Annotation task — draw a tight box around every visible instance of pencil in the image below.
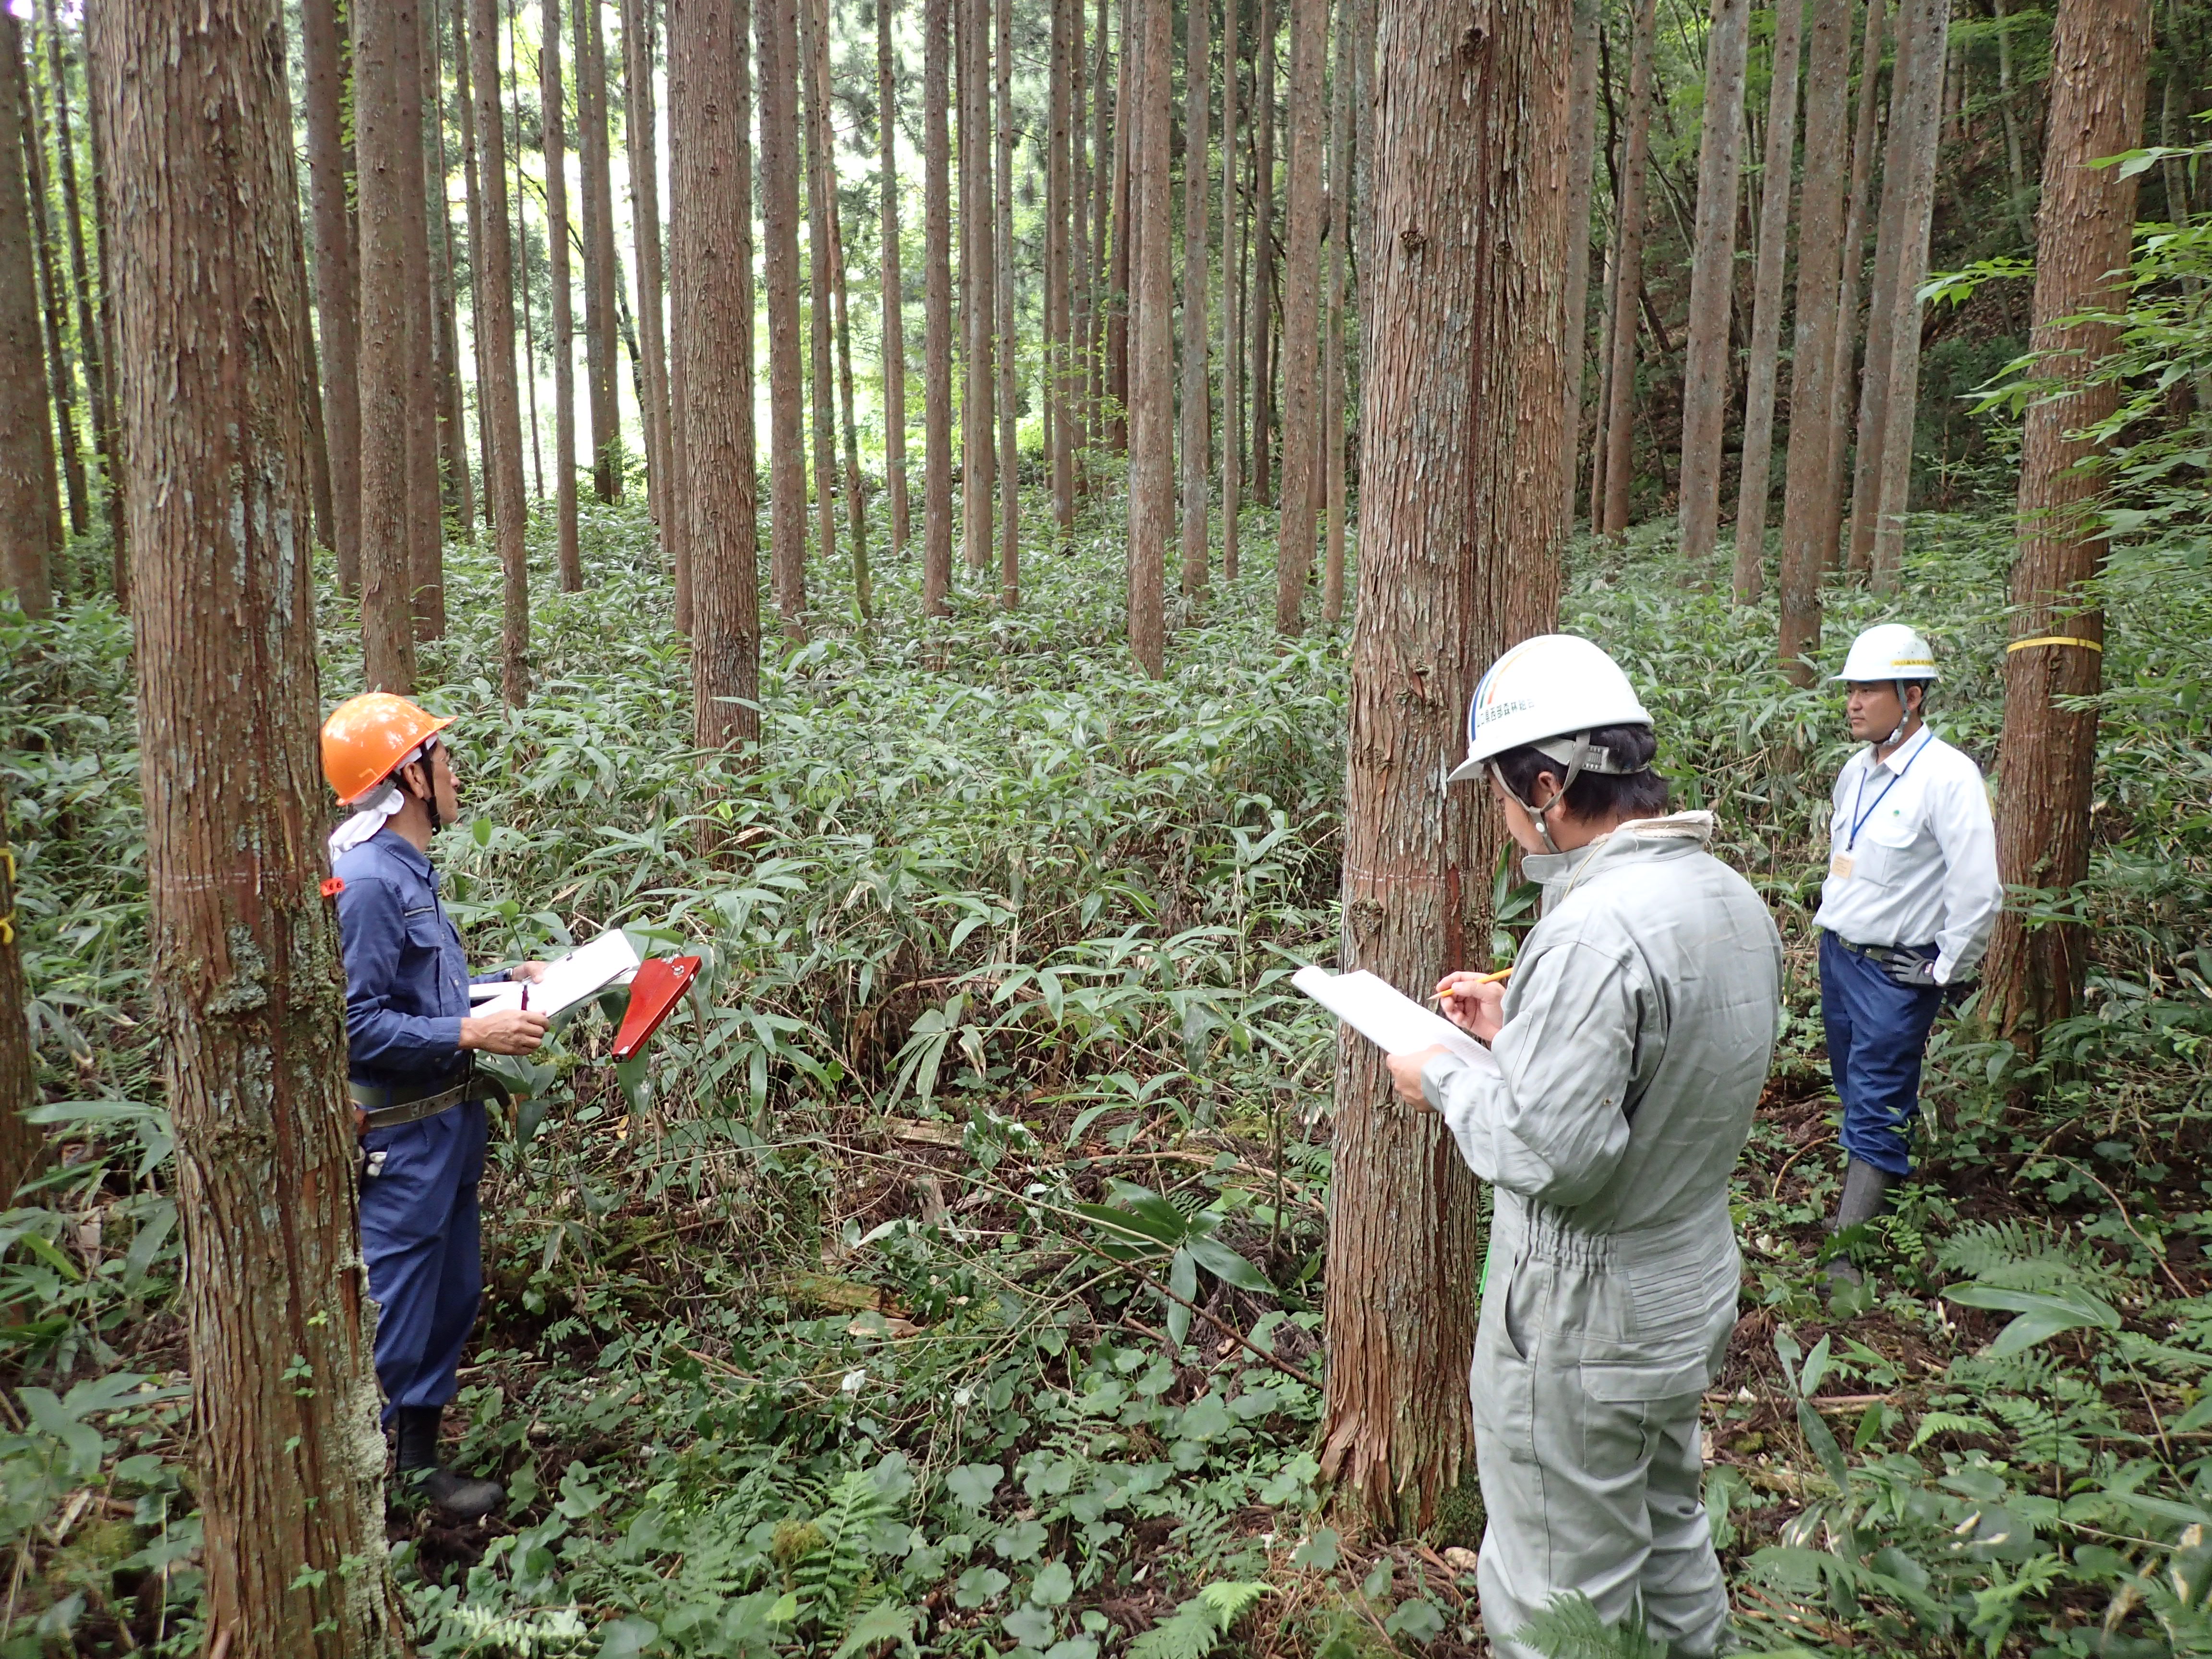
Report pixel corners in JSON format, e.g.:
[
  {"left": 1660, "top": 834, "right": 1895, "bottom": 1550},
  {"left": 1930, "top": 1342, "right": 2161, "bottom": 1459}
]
[{"left": 1431, "top": 964, "right": 1514, "bottom": 1007}]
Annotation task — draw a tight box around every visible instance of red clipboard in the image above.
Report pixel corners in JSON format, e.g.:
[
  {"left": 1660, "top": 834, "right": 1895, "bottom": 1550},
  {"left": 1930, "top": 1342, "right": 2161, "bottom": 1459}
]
[{"left": 611, "top": 955, "right": 701, "bottom": 1060}]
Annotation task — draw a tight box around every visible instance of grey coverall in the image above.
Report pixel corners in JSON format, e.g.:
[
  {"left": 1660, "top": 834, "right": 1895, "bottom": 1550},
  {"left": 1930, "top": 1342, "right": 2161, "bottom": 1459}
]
[{"left": 1419, "top": 813, "right": 1783, "bottom": 1658}]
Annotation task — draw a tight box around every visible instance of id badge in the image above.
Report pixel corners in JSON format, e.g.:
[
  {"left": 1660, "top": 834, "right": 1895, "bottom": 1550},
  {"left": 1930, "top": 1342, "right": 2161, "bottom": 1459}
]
[{"left": 1830, "top": 852, "right": 1855, "bottom": 881}]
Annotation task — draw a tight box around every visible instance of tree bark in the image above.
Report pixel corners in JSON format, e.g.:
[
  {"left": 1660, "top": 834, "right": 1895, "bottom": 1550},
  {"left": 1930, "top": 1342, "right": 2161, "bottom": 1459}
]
[
  {"left": 961, "top": 0, "right": 996, "bottom": 575},
  {"left": 426, "top": 0, "right": 476, "bottom": 538},
  {"left": 1993, "top": 0, "right": 2030, "bottom": 242},
  {"left": 0, "top": 12, "right": 58, "bottom": 617},
  {"left": 1220, "top": 0, "right": 1242, "bottom": 581},
  {"left": 1250, "top": 0, "right": 1274, "bottom": 505},
  {"left": 1561, "top": 0, "right": 1601, "bottom": 527},
  {"left": 305, "top": 0, "right": 362, "bottom": 590},
  {"left": 0, "top": 792, "right": 41, "bottom": 1203},
  {"left": 92, "top": 1, "right": 409, "bottom": 1649},
  {"left": 1985, "top": 0, "right": 2149, "bottom": 1037},
  {"left": 356, "top": 0, "right": 422, "bottom": 690},
  {"left": 1830, "top": 0, "right": 1887, "bottom": 574},
  {"left": 1177, "top": 0, "right": 1209, "bottom": 598},
  {"left": 542, "top": 0, "right": 582, "bottom": 587},
  {"left": 1676, "top": 0, "right": 1751, "bottom": 567},
  {"left": 922, "top": 0, "right": 953, "bottom": 617},
  {"left": 1320, "top": 0, "right": 1350, "bottom": 626},
  {"left": 625, "top": 0, "right": 671, "bottom": 540},
  {"left": 760, "top": 0, "right": 807, "bottom": 633},
  {"left": 828, "top": 89, "right": 870, "bottom": 624},
  {"left": 578, "top": 0, "right": 622, "bottom": 501},
  {"left": 470, "top": 0, "right": 531, "bottom": 708},
  {"left": 1866, "top": 0, "right": 1949, "bottom": 593},
  {"left": 879, "top": 0, "right": 911, "bottom": 556},
  {"left": 1774, "top": 0, "right": 1852, "bottom": 682},
  {"left": 1046, "top": 0, "right": 1072, "bottom": 541},
  {"left": 1325, "top": 0, "right": 1570, "bottom": 1535},
  {"left": 1070, "top": 0, "right": 1093, "bottom": 493},
  {"left": 396, "top": 0, "right": 445, "bottom": 635},
  {"left": 1106, "top": 0, "right": 1130, "bottom": 453},
  {"left": 19, "top": 50, "right": 86, "bottom": 542},
  {"left": 1598, "top": 0, "right": 1656, "bottom": 536},
  {"left": 1089, "top": 0, "right": 1110, "bottom": 448},
  {"left": 1125, "top": 0, "right": 1170, "bottom": 675},
  {"left": 1270, "top": 0, "right": 1323, "bottom": 629},
  {"left": 456, "top": 0, "right": 490, "bottom": 529},
  {"left": 995, "top": 0, "right": 1017, "bottom": 608},
  {"left": 1731, "top": 0, "right": 1802, "bottom": 600},
  {"left": 82, "top": 0, "right": 125, "bottom": 600},
  {"left": 41, "top": 0, "right": 109, "bottom": 541},
  {"left": 800, "top": 0, "right": 839, "bottom": 594},
  {"left": 670, "top": 0, "right": 760, "bottom": 752}
]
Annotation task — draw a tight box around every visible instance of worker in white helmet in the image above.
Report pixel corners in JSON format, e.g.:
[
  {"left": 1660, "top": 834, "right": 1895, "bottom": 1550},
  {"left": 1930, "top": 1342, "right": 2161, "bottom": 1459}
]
[
  {"left": 1815, "top": 624, "right": 2001, "bottom": 1284},
  {"left": 1381, "top": 634, "right": 1784, "bottom": 1659}
]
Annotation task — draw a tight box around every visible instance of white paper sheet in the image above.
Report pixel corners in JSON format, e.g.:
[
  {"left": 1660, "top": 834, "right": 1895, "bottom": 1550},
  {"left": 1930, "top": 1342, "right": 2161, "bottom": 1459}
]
[
  {"left": 469, "top": 928, "right": 643, "bottom": 1020},
  {"left": 1291, "top": 965, "right": 1502, "bottom": 1076}
]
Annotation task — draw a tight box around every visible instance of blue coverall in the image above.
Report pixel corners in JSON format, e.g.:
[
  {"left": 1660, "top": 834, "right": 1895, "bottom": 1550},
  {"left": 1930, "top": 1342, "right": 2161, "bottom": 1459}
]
[{"left": 333, "top": 830, "right": 505, "bottom": 1425}]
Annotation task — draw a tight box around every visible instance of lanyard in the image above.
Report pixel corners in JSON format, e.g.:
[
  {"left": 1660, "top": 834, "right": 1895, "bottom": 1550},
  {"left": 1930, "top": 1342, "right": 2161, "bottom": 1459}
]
[{"left": 1846, "top": 731, "right": 1928, "bottom": 850}]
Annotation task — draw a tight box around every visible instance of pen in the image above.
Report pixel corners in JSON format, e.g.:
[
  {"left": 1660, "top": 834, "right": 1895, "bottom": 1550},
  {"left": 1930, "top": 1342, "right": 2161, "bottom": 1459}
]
[
  {"left": 520, "top": 981, "right": 529, "bottom": 1012},
  {"left": 1431, "top": 964, "right": 1514, "bottom": 1007}
]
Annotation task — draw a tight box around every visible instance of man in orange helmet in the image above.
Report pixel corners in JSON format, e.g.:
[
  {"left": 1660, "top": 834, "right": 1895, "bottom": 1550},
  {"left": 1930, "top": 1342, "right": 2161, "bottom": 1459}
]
[{"left": 321, "top": 693, "right": 547, "bottom": 1519}]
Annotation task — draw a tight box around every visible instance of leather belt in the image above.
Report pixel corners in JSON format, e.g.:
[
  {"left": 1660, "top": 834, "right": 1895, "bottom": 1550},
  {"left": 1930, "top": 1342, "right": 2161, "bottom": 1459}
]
[
  {"left": 1830, "top": 935, "right": 1936, "bottom": 967},
  {"left": 350, "top": 1067, "right": 505, "bottom": 1134}
]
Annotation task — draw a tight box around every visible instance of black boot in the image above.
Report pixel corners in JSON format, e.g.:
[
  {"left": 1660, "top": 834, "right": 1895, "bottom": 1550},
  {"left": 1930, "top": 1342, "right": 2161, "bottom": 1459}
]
[
  {"left": 394, "top": 1407, "right": 506, "bottom": 1521},
  {"left": 1824, "top": 1159, "right": 1895, "bottom": 1288}
]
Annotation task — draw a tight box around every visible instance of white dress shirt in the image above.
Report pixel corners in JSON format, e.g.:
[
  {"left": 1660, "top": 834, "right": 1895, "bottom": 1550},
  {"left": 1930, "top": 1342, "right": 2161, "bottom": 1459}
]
[{"left": 1814, "top": 724, "right": 2003, "bottom": 984}]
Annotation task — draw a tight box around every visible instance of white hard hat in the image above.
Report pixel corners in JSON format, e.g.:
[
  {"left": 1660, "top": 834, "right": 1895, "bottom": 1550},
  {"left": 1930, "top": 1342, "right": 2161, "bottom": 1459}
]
[
  {"left": 1834, "top": 623, "right": 1938, "bottom": 683},
  {"left": 1446, "top": 634, "right": 1653, "bottom": 785}
]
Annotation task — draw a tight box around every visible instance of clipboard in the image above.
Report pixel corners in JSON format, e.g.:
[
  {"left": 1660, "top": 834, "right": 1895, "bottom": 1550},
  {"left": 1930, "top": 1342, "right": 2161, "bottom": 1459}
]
[{"left": 611, "top": 955, "right": 702, "bottom": 1059}]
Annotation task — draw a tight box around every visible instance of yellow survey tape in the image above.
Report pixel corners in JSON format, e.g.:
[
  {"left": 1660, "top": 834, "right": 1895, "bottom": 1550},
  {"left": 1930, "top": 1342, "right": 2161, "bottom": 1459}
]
[{"left": 2006, "top": 635, "right": 2104, "bottom": 653}]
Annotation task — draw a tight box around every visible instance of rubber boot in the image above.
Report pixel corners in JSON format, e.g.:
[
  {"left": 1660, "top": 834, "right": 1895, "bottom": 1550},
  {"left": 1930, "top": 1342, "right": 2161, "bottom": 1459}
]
[
  {"left": 394, "top": 1407, "right": 506, "bottom": 1520},
  {"left": 1824, "top": 1159, "right": 1895, "bottom": 1288}
]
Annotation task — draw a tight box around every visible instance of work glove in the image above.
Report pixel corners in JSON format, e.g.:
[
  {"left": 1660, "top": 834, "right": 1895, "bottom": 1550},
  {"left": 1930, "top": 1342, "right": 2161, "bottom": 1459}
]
[{"left": 1880, "top": 950, "right": 1941, "bottom": 990}]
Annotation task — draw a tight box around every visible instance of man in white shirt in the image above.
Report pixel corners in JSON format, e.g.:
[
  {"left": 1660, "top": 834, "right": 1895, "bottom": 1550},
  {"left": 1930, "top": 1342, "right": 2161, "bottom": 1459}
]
[{"left": 1815, "top": 624, "right": 2003, "bottom": 1284}]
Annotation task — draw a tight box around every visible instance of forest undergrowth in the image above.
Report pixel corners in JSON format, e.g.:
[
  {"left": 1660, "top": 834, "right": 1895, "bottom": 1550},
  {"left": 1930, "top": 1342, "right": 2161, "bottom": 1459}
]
[{"left": 7, "top": 481, "right": 2212, "bottom": 1658}]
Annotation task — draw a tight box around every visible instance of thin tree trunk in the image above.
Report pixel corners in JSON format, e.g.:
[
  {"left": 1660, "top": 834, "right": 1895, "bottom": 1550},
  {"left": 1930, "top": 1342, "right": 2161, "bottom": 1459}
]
[
  {"left": 1319, "top": 0, "right": 1351, "bottom": 625},
  {"left": 1089, "top": 0, "right": 1110, "bottom": 447},
  {"left": 1677, "top": 0, "right": 1751, "bottom": 567},
  {"left": 1848, "top": 1, "right": 1920, "bottom": 577},
  {"left": 1993, "top": 0, "right": 2030, "bottom": 241},
  {"left": 1271, "top": 0, "right": 1325, "bottom": 628},
  {"left": 1985, "top": 0, "right": 2149, "bottom": 1036},
  {"left": 922, "top": 0, "right": 953, "bottom": 616},
  {"left": 0, "top": 12, "right": 57, "bottom": 615},
  {"left": 995, "top": 0, "right": 1017, "bottom": 607},
  {"left": 82, "top": 0, "right": 124, "bottom": 600},
  {"left": 543, "top": 0, "right": 582, "bottom": 588},
  {"left": 1106, "top": 0, "right": 1130, "bottom": 453},
  {"left": 1178, "top": 0, "right": 1209, "bottom": 598},
  {"left": 356, "top": 0, "right": 421, "bottom": 689},
  {"left": 471, "top": 0, "right": 530, "bottom": 707},
  {"left": 1830, "top": 0, "right": 1887, "bottom": 572},
  {"left": 1220, "top": 0, "right": 1242, "bottom": 582},
  {"left": 579, "top": 0, "right": 621, "bottom": 501},
  {"left": 671, "top": 0, "right": 761, "bottom": 754},
  {"left": 455, "top": 0, "right": 490, "bottom": 533},
  {"left": 426, "top": 1, "right": 475, "bottom": 534},
  {"left": 93, "top": 1, "right": 410, "bottom": 1649},
  {"left": 801, "top": 0, "right": 838, "bottom": 592},
  {"left": 1599, "top": 0, "right": 1656, "bottom": 536},
  {"left": 1126, "top": 0, "right": 1170, "bottom": 674},
  {"left": 1562, "top": 0, "right": 1601, "bottom": 527},
  {"left": 397, "top": 0, "right": 445, "bottom": 636},
  {"left": 822, "top": 0, "right": 870, "bottom": 620},
  {"left": 1867, "top": 0, "right": 1949, "bottom": 592},
  {"left": 963, "top": 0, "right": 997, "bottom": 574},
  {"left": 761, "top": 0, "right": 807, "bottom": 633},
  {"left": 40, "top": 0, "right": 108, "bottom": 536},
  {"left": 625, "top": 0, "right": 671, "bottom": 541},
  {"left": 1325, "top": 0, "right": 1570, "bottom": 1535},
  {"left": 19, "top": 55, "right": 85, "bottom": 541},
  {"left": 1069, "top": 0, "right": 1093, "bottom": 493},
  {"left": 1775, "top": 0, "right": 1853, "bottom": 682},
  {"left": 1251, "top": 0, "right": 1274, "bottom": 505},
  {"left": 1732, "top": 0, "right": 1803, "bottom": 599},
  {"left": 0, "top": 793, "right": 40, "bottom": 1201},
  {"left": 510, "top": 0, "right": 545, "bottom": 505},
  {"left": 1048, "top": 0, "right": 1073, "bottom": 542},
  {"left": 879, "top": 0, "right": 911, "bottom": 555}
]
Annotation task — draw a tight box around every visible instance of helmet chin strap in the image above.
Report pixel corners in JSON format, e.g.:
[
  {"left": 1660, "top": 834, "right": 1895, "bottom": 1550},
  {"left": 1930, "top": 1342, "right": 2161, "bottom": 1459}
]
[
  {"left": 404, "top": 739, "right": 445, "bottom": 834},
  {"left": 1885, "top": 682, "right": 1919, "bottom": 748},
  {"left": 1492, "top": 732, "right": 1597, "bottom": 856}
]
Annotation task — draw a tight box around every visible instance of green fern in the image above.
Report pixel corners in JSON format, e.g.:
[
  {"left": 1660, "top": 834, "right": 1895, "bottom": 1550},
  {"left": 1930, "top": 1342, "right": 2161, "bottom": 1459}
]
[
  {"left": 830, "top": 1599, "right": 921, "bottom": 1659},
  {"left": 1512, "top": 1592, "right": 1669, "bottom": 1659},
  {"left": 1936, "top": 1219, "right": 2128, "bottom": 1301},
  {"left": 1127, "top": 1580, "right": 1273, "bottom": 1659},
  {"left": 787, "top": 1465, "right": 904, "bottom": 1627}
]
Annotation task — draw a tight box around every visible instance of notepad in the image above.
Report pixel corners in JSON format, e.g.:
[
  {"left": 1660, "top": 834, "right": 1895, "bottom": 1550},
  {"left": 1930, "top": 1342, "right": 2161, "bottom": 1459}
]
[
  {"left": 470, "top": 928, "right": 643, "bottom": 1020},
  {"left": 1291, "top": 965, "right": 1501, "bottom": 1076}
]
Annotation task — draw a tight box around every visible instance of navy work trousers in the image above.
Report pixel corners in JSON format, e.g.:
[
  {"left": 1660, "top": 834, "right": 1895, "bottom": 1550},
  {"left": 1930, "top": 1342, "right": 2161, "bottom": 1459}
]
[
  {"left": 359, "top": 1100, "right": 487, "bottom": 1425},
  {"left": 1818, "top": 931, "right": 1943, "bottom": 1177}
]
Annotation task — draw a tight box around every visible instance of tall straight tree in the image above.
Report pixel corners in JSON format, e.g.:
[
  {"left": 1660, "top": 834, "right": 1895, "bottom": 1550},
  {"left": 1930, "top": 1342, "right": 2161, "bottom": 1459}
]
[
  {"left": 1984, "top": 0, "right": 2150, "bottom": 1034},
  {"left": 92, "top": 1, "right": 409, "bottom": 1650},
  {"left": 1176, "top": 0, "right": 1208, "bottom": 597},
  {"left": 962, "top": 0, "right": 996, "bottom": 575},
  {"left": 922, "top": 0, "right": 953, "bottom": 615},
  {"left": 1069, "top": 0, "right": 1089, "bottom": 494},
  {"left": 20, "top": 52, "right": 86, "bottom": 540},
  {"left": 1676, "top": 0, "right": 1751, "bottom": 567},
  {"left": 1865, "top": 0, "right": 1950, "bottom": 592},
  {"left": 670, "top": 0, "right": 761, "bottom": 753},
  {"left": 1325, "top": 0, "right": 1570, "bottom": 1534},
  {"left": 1125, "top": 0, "right": 1171, "bottom": 674},
  {"left": 394, "top": 0, "right": 444, "bottom": 634},
  {"left": 1561, "top": 0, "right": 1601, "bottom": 527},
  {"left": 0, "top": 10, "right": 57, "bottom": 616},
  {"left": 542, "top": 0, "right": 582, "bottom": 587},
  {"left": 818, "top": 30, "right": 868, "bottom": 619},
  {"left": 760, "top": 0, "right": 807, "bottom": 633},
  {"left": 665, "top": 0, "right": 693, "bottom": 622},
  {"left": 471, "top": 0, "right": 531, "bottom": 708},
  {"left": 1731, "top": 0, "right": 1803, "bottom": 599},
  {"left": 1250, "top": 0, "right": 1274, "bottom": 504},
  {"left": 356, "top": 0, "right": 422, "bottom": 689},
  {"left": 624, "top": 0, "right": 672, "bottom": 536},
  {"left": 1774, "top": 0, "right": 1853, "bottom": 681},
  {"left": 1047, "top": 0, "right": 1074, "bottom": 540},
  {"left": 1089, "top": 0, "right": 1110, "bottom": 446},
  {"left": 995, "top": 0, "right": 1017, "bottom": 606},
  {"left": 0, "top": 793, "right": 39, "bottom": 1202},
  {"left": 878, "top": 0, "right": 910, "bottom": 555},
  {"left": 1319, "top": 0, "right": 1352, "bottom": 625},
  {"left": 1271, "top": 0, "right": 1326, "bottom": 628},
  {"left": 41, "top": 0, "right": 108, "bottom": 529},
  {"left": 455, "top": 0, "right": 493, "bottom": 532},
  {"left": 82, "top": 2, "right": 124, "bottom": 595},
  {"left": 1598, "top": 0, "right": 1657, "bottom": 536},
  {"left": 1219, "top": 0, "right": 1241, "bottom": 580},
  {"left": 1830, "top": 0, "right": 1886, "bottom": 566},
  {"left": 1106, "top": 0, "right": 1129, "bottom": 452},
  {"left": 577, "top": 0, "right": 621, "bottom": 501},
  {"left": 800, "top": 0, "right": 839, "bottom": 585},
  {"left": 1849, "top": 0, "right": 1917, "bottom": 576},
  {"left": 424, "top": 1, "right": 475, "bottom": 536}
]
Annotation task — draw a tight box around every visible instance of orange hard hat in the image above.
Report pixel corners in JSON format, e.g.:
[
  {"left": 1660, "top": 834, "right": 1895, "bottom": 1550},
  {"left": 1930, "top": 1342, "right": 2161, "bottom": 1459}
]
[{"left": 320, "top": 694, "right": 454, "bottom": 806}]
